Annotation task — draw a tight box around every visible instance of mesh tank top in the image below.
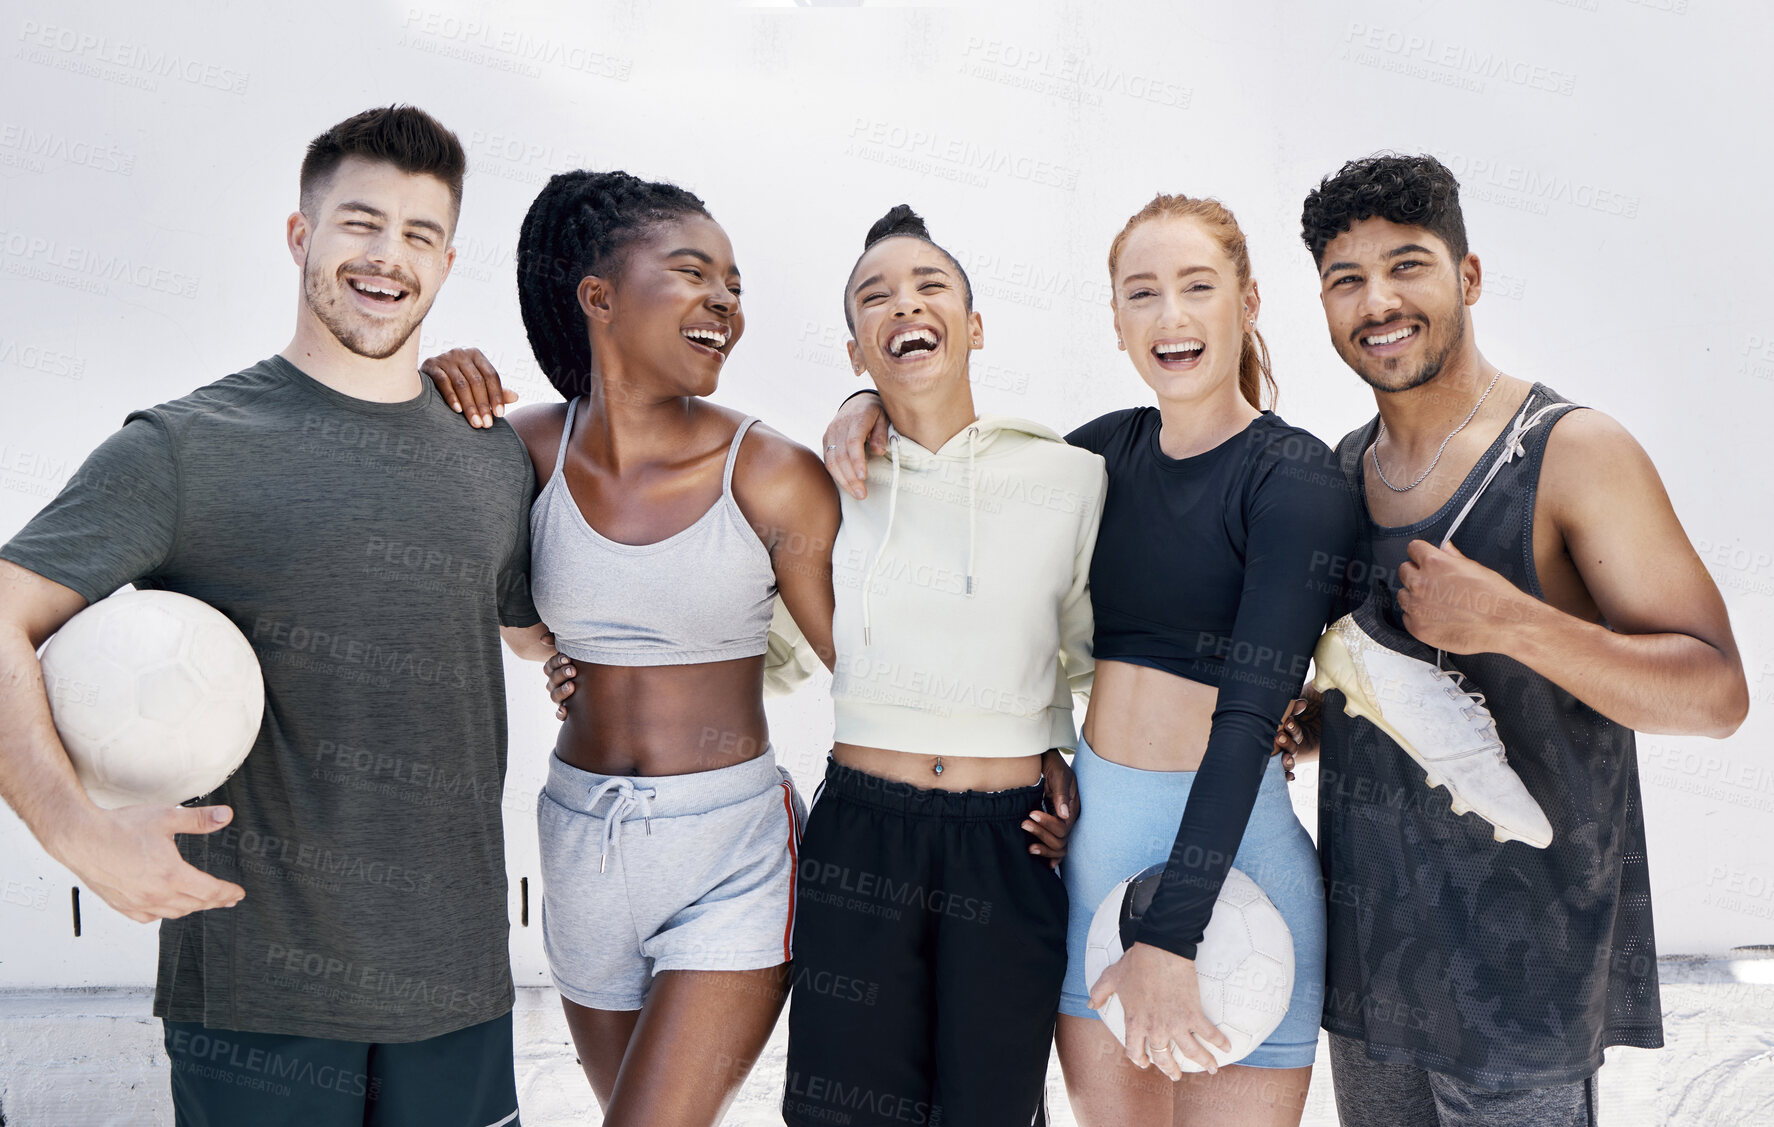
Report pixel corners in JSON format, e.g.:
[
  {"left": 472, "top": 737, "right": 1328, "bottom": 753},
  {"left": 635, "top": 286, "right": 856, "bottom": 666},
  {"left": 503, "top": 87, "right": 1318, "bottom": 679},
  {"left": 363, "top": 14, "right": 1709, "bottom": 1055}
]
[
  {"left": 529, "top": 398, "right": 777, "bottom": 666},
  {"left": 1318, "top": 383, "right": 1662, "bottom": 1089}
]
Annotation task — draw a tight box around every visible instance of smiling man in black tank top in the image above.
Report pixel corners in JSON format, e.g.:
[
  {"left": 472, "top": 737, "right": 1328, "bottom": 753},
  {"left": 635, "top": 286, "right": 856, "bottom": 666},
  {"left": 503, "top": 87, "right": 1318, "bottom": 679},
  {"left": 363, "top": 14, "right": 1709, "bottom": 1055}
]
[{"left": 1296, "top": 155, "right": 1748, "bottom": 1127}]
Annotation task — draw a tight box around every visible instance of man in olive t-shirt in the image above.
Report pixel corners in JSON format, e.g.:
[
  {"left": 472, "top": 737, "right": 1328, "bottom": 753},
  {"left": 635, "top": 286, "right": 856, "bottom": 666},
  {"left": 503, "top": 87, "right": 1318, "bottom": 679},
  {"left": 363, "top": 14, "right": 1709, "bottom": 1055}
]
[{"left": 0, "top": 108, "right": 550, "bottom": 1126}]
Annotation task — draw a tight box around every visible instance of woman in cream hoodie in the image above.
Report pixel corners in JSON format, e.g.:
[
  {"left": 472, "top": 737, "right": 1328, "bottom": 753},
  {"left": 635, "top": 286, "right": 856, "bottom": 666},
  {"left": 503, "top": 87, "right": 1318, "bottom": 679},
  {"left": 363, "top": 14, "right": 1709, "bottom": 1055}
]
[{"left": 783, "top": 205, "right": 1106, "bottom": 1127}]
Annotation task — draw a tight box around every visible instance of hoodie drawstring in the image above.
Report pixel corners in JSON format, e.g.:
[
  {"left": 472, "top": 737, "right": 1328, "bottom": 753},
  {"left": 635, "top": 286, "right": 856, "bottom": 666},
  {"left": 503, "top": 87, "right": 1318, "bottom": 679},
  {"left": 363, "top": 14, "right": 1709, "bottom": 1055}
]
[
  {"left": 862, "top": 424, "right": 980, "bottom": 643},
  {"left": 965, "top": 425, "right": 978, "bottom": 597},
  {"left": 861, "top": 435, "right": 902, "bottom": 645}
]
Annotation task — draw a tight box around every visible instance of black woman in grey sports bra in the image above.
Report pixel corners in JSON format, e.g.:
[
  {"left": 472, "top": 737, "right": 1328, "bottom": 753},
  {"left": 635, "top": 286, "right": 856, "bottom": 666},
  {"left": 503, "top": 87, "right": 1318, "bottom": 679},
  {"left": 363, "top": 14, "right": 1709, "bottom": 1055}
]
[{"left": 422, "top": 170, "right": 838, "bottom": 1127}]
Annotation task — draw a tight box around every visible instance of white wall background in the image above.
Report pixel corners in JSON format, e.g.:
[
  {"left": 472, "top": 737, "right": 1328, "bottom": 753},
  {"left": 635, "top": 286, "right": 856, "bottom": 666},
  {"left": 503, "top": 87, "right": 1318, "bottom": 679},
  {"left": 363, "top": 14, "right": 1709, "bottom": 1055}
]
[{"left": 2, "top": 0, "right": 1771, "bottom": 995}]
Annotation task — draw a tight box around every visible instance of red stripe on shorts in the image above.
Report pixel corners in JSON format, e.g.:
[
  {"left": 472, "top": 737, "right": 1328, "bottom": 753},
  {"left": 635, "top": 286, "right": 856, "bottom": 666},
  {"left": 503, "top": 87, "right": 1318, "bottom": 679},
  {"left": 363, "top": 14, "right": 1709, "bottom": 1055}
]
[{"left": 779, "top": 781, "right": 799, "bottom": 962}]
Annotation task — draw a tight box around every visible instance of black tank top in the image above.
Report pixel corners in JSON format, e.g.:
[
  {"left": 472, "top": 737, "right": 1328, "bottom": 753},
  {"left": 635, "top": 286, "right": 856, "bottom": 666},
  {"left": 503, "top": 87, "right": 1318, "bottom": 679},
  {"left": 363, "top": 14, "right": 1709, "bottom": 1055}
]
[{"left": 1319, "top": 383, "right": 1663, "bottom": 1089}]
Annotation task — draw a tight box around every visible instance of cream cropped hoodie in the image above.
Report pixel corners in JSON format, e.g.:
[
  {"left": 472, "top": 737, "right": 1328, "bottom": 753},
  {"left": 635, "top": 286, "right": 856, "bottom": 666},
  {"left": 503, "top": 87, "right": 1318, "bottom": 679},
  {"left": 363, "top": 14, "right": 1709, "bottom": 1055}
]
[{"left": 830, "top": 414, "right": 1106, "bottom": 758}]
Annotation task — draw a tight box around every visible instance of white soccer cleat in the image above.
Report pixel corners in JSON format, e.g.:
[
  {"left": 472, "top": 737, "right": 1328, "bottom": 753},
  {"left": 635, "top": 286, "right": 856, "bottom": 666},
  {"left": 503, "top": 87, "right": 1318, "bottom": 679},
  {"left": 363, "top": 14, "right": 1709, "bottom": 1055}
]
[{"left": 1312, "top": 607, "right": 1553, "bottom": 849}]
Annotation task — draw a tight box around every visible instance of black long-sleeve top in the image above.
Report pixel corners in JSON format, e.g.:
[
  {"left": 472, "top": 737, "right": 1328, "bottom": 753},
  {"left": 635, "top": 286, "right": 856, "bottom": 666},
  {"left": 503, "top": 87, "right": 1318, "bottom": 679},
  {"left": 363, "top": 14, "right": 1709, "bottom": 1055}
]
[{"left": 1066, "top": 408, "right": 1356, "bottom": 960}]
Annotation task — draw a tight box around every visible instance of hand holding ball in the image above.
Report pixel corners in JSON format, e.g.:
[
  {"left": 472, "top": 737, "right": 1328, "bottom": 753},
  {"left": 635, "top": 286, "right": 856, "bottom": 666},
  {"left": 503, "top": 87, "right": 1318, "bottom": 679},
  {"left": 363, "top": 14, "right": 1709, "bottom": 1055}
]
[{"left": 1085, "top": 864, "right": 1295, "bottom": 1073}]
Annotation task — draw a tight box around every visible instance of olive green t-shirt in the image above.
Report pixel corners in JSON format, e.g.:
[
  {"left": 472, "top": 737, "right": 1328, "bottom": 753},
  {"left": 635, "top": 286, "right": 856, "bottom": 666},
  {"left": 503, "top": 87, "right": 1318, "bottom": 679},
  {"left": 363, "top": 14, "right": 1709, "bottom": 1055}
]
[{"left": 1, "top": 355, "right": 540, "bottom": 1042}]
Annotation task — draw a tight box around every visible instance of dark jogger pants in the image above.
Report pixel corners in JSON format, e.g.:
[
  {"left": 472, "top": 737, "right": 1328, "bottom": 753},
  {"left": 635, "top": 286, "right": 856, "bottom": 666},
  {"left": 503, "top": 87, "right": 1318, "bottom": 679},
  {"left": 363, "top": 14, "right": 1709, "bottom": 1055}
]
[{"left": 784, "top": 758, "right": 1068, "bottom": 1127}]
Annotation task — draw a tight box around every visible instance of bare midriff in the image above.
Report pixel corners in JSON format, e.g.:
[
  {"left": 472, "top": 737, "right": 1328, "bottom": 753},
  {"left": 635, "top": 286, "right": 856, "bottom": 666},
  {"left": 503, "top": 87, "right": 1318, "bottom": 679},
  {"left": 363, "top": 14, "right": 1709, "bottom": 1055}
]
[
  {"left": 831, "top": 744, "right": 1043, "bottom": 791},
  {"left": 1080, "top": 659, "right": 1217, "bottom": 772},
  {"left": 556, "top": 654, "right": 769, "bottom": 777}
]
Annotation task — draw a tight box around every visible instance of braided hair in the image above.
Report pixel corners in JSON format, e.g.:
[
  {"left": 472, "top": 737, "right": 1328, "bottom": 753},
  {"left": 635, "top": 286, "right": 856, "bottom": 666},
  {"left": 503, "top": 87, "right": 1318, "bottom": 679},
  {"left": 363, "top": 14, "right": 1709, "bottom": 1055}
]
[
  {"left": 516, "top": 170, "right": 711, "bottom": 398},
  {"left": 843, "top": 204, "right": 973, "bottom": 335}
]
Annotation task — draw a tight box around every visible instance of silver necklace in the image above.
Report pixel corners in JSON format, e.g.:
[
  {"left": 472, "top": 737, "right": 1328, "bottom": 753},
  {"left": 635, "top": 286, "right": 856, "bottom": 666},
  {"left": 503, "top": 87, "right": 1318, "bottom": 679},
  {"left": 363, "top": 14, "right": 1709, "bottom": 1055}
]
[{"left": 1370, "top": 369, "right": 1503, "bottom": 493}]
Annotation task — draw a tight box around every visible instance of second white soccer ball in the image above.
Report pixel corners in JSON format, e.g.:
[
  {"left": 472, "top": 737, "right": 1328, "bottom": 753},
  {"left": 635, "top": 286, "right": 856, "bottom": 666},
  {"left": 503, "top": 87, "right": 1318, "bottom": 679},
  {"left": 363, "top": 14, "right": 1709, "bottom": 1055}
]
[{"left": 1084, "top": 863, "right": 1294, "bottom": 1072}]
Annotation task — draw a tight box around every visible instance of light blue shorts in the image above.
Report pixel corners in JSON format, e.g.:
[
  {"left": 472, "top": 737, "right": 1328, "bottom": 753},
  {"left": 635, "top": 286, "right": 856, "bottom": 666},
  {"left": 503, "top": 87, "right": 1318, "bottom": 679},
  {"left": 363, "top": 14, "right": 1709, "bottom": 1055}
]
[{"left": 1059, "top": 736, "right": 1326, "bottom": 1069}]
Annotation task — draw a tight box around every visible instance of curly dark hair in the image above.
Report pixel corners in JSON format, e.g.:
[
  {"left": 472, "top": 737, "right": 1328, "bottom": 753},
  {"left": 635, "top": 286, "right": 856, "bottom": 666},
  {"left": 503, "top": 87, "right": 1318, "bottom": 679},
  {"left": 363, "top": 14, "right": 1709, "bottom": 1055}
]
[
  {"left": 843, "top": 204, "right": 973, "bottom": 335},
  {"left": 1300, "top": 154, "right": 1468, "bottom": 268},
  {"left": 516, "top": 170, "right": 711, "bottom": 398}
]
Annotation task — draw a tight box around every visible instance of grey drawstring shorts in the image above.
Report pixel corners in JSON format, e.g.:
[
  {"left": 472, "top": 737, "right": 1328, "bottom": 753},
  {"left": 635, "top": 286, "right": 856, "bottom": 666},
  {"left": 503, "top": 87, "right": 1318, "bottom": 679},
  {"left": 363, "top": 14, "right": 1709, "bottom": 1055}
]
[{"left": 537, "top": 747, "right": 806, "bottom": 1011}]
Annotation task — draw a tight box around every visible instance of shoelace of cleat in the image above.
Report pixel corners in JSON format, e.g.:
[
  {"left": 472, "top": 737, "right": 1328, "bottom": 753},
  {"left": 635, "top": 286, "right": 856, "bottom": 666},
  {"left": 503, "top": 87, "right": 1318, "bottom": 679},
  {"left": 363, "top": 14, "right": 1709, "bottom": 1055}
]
[{"left": 1434, "top": 666, "right": 1507, "bottom": 764}]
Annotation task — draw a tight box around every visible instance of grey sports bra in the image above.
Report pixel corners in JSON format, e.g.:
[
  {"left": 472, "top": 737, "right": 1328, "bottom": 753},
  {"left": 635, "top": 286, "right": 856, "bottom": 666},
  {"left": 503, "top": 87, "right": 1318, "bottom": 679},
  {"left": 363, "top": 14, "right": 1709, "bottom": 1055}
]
[{"left": 529, "top": 397, "right": 778, "bottom": 666}]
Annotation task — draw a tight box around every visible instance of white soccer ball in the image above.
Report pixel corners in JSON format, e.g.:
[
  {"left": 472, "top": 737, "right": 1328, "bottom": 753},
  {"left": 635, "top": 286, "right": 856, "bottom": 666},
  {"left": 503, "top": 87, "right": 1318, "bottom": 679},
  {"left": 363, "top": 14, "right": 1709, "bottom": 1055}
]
[
  {"left": 39, "top": 590, "right": 264, "bottom": 809},
  {"left": 1084, "top": 863, "right": 1295, "bottom": 1072}
]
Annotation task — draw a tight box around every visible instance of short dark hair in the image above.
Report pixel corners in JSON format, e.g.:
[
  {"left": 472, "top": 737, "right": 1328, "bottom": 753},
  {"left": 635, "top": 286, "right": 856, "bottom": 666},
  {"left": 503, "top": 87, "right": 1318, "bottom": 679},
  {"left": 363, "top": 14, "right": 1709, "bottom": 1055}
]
[
  {"left": 299, "top": 105, "right": 466, "bottom": 222},
  {"left": 1300, "top": 154, "right": 1468, "bottom": 267},
  {"left": 516, "top": 170, "right": 711, "bottom": 399},
  {"left": 843, "top": 204, "right": 973, "bottom": 336}
]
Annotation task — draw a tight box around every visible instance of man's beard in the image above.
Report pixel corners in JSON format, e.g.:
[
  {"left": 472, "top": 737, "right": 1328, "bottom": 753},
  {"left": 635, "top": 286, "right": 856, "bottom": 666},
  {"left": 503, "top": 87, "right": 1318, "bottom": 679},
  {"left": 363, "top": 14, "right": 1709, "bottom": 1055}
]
[
  {"left": 302, "top": 260, "right": 426, "bottom": 360},
  {"left": 1345, "top": 313, "right": 1466, "bottom": 395}
]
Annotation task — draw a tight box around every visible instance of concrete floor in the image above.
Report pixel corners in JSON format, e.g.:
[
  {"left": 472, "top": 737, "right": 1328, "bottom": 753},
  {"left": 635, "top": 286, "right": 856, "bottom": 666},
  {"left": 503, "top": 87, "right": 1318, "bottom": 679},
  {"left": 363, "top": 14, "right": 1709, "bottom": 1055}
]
[{"left": 2, "top": 955, "right": 1771, "bottom": 1125}]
